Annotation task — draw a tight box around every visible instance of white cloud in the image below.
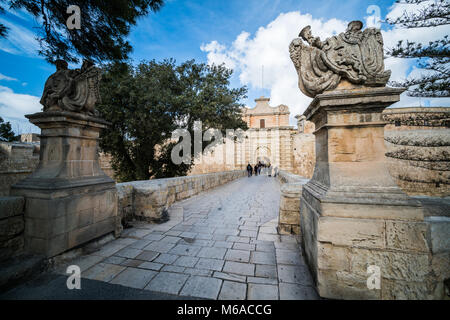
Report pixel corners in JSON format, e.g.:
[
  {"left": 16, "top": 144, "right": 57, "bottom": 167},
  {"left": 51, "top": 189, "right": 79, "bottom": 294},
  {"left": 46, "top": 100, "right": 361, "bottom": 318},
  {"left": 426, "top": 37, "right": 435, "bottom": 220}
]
[
  {"left": 200, "top": 40, "right": 237, "bottom": 69},
  {"left": 201, "top": 5, "right": 450, "bottom": 125},
  {"left": 0, "top": 73, "right": 18, "bottom": 81},
  {"left": 0, "top": 85, "right": 41, "bottom": 119},
  {"left": 201, "top": 11, "right": 348, "bottom": 124}
]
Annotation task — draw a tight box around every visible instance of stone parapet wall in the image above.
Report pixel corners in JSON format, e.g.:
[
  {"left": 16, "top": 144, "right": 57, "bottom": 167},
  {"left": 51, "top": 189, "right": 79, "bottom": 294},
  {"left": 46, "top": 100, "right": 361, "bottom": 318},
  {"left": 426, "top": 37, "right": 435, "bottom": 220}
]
[
  {"left": 277, "top": 170, "right": 309, "bottom": 235},
  {"left": 0, "top": 142, "right": 39, "bottom": 196},
  {"left": 299, "top": 89, "right": 449, "bottom": 300},
  {"left": 292, "top": 117, "right": 316, "bottom": 179},
  {"left": 0, "top": 197, "right": 25, "bottom": 261},
  {"left": 383, "top": 107, "right": 450, "bottom": 197},
  {"left": 116, "top": 170, "right": 246, "bottom": 224},
  {"left": 292, "top": 132, "right": 315, "bottom": 179},
  {"left": 420, "top": 196, "right": 450, "bottom": 298},
  {"left": 98, "top": 152, "right": 115, "bottom": 180}
]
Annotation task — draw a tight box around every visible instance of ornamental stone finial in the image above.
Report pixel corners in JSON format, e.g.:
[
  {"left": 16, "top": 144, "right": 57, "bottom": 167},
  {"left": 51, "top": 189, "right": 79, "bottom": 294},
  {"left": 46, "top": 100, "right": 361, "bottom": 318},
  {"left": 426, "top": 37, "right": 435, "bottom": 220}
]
[{"left": 289, "top": 20, "right": 391, "bottom": 98}]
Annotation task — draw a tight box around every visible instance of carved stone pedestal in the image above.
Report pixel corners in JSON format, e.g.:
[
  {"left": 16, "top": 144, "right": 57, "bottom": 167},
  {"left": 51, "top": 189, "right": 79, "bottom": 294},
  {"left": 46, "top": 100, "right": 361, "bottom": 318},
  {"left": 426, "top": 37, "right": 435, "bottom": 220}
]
[
  {"left": 11, "top": 111, "right": 117, "bottom": 258},
  {"left": 300, "top": 87, "right": 436, "bottom": 299}
]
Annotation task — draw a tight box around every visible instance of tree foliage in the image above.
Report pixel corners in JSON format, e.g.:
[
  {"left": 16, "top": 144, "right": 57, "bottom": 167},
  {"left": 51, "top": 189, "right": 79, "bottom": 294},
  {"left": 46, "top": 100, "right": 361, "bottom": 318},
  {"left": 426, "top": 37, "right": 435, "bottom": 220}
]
[
  {"left": 97, "top": 60, "right": 248, "bottom": 182},
  {"left": 0, "top": 5, "right": 6, "bottom": 38},
  {"left": 0, "top": 0, "right": 164, "bottom": 63},
  {"left": 386, "top": 0, "right": 449, "bottom": 97},
  {"left": 0, "top": 117, "right": 17, "bottom": 142}
]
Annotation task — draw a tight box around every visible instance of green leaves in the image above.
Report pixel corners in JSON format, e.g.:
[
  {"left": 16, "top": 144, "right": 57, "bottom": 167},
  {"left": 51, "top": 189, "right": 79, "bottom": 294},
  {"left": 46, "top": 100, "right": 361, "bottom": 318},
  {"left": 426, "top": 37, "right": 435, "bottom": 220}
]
[
  {"left": 0, "top": 117, "right": 17, "bottom": 142},
  {"left": 97, "top": 60, "right": 248, "bottom": 182},
  {"left": 1, "top": 0, "right": 164, "bottom": 63}
]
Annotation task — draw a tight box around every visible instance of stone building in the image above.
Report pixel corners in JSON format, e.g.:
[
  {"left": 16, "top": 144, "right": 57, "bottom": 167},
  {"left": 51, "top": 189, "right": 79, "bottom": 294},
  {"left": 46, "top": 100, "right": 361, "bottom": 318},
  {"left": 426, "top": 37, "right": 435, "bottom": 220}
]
[
  {"left": 190, "top": 96, "right": 315, "bottom": 177},
  {"left": 240, "top": 96, "right": 294, "bottom": 170},
  {"left": 20, "top": 133, "right": 39, "bottom": 143}
]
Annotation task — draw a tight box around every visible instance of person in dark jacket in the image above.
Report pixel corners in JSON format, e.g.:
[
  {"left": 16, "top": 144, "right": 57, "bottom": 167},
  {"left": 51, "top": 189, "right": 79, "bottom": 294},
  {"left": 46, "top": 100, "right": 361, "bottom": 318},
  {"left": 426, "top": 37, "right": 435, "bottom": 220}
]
[
  {"left": 254, "top": 164, "right": 258, "bottom": 176},
  {"left": 247, "top": 163, "right": 253, "bottom": 177}
]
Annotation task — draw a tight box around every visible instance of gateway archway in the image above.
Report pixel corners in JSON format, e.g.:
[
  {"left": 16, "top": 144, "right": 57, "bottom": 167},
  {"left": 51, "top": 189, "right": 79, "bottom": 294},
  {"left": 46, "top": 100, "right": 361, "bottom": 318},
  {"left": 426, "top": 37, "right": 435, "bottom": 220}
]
[{"left": 255, "top": 146, "right": 271, "bottom": 165}]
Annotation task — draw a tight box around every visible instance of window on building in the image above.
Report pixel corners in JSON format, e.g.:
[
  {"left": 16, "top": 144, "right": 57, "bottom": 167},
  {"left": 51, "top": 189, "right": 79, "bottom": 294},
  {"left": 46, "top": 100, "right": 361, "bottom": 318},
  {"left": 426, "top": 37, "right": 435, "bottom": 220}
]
[{"left": 260, "top": 119, "right": 265, "bottom": 128}]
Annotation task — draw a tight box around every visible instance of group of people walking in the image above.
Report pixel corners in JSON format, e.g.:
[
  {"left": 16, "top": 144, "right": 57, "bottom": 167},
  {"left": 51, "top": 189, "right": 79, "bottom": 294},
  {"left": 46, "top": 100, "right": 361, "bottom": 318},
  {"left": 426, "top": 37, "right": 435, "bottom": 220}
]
[{"left": 246, "top": 161, "right": 277, "bottom": 177}]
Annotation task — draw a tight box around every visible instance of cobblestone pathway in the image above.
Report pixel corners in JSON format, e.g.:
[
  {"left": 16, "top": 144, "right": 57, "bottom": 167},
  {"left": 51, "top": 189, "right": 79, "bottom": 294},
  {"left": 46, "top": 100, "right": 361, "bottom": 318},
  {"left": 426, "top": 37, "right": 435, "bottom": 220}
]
[{"left": 57, "top": 176, "right": 318, "bottom": 300}]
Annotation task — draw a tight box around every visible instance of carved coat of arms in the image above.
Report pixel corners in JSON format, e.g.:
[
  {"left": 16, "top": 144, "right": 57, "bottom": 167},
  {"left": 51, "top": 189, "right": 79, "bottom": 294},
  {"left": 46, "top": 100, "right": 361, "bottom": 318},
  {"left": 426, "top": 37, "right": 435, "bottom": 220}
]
[{"left": 289, "top": 20, "right": 391, "bottom": 98}]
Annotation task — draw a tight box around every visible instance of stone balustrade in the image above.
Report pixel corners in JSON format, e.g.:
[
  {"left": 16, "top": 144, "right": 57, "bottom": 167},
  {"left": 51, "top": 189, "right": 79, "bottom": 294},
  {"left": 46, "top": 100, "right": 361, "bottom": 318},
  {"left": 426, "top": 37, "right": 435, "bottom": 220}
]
[
  {"left": 116, "top": 170, "right": 246, "bottom": 225},
  {"left": 276, "top": 170, "right": 309, "bottom": 235}
]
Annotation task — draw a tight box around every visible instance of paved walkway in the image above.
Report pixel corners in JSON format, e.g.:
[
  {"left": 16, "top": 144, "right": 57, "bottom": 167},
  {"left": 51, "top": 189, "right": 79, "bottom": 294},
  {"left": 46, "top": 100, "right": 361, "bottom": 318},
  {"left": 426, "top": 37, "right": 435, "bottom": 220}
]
[{"left": 53, "top": 175, "right": 318, "bottom": 300}]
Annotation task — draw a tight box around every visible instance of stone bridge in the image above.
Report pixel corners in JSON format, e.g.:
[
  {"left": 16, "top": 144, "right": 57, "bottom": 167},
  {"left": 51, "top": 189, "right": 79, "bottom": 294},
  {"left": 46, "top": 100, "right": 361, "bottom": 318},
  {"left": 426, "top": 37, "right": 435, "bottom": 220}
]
[
  {"left": 45, "top": 173, "right": 317, "bottom": 300},
  {"left": 1, "top": 83, "right": 448, "bottom": 300}
]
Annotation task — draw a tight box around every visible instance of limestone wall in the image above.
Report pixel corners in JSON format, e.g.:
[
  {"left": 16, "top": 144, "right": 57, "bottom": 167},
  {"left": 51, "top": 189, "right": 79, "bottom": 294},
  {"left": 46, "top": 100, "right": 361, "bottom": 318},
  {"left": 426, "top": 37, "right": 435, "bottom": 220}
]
[
  {"left": 0, "top": 142, "right": 39, "bottom": 196},
  {"left": 188, "top": 138, "right": 234, "bottom": 175},
  {"left": 277, "top": 170, "right": 309, "bottom": 235},
  {"left": 98, "top": 151, "right": 115, "bottom": 180},
  {"left": 383, "top": 107, "right": 450, "bottom": 197},
  {"left": 291, "top": 117, "right": 315, "bottom": 179},
  {"left": 116, "top": 170, "right": 246, "bottom": 224},
  {"left": 292, "top": 132, "right": 315, "bottom": 179},
  {"left": 0, "top": 197, "right": 25, "bottom": 261}
]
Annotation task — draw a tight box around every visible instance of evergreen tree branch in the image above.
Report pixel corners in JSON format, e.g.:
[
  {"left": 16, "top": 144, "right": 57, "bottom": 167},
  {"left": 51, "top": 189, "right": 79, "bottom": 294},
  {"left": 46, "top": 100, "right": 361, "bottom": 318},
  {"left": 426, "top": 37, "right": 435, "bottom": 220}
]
[{"left": 387, "top": 0, "right": 450, "bottom": 28}]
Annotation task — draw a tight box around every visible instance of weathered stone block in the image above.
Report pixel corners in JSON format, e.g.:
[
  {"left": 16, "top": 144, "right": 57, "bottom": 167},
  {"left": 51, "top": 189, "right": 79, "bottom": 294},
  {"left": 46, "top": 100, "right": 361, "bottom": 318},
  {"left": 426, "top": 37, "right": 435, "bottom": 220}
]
[
  {"left": 278, "top": 223, "right": 292, "bottom": 235},
  {"left": 428, "top": 217, "right": 450, "bottom": 254},
  {"left": 386, "top": 220, "right": 429, "bottom": 252},
  {"left": 381, "top": 279, "right": 435, "bottom": 300},
  {"left": 0, "top": 196, "right": 24, "bottom": 219},
  {"left": 317, "top": 243, "right": 350, "bottom": 272},
  {"left": 317, "top": 269, "right": 381, "bottom": 300},
  {"left": 67, "top": 216, "right": 115, "bottom": 249},
  {"left": 25, "top": 215, "right": 67, "bottom": 238},
  {"left": 431, "top": 251, "right": 450, "bottom": 282},
  {"left": 280, "top": 197, "right": 300, "bottom": 212},
  {"left": 0, "top": 235, "right": 24, "bottom": 261},
  {"left": 0, "top": 215, "right": 24, "bottom": 240},
  {"left": 349, "top": 247, "right": 430, "bottom": 282},
  {"left": 318, "top": 216, "right": 385, "bottom": 249}
]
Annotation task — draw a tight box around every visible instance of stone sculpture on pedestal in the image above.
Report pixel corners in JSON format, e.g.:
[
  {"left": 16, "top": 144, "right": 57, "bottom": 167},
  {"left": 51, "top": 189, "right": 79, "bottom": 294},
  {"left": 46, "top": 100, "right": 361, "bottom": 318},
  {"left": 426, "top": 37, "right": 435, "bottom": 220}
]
[
  {"left": 12, "top": 60, "right": 118, "bottom": 258},
  {"left": 290, "top": 22, "right": 446, "bottom": 299},
  {"left": 289, "top": 21, "right": 391, "bottom": 97}
]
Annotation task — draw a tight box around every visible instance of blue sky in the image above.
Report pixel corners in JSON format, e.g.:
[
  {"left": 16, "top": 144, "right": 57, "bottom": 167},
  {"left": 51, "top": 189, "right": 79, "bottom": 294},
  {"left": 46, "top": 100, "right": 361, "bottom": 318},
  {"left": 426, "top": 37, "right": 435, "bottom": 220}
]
[{"left": 0, "top": 0, "right": 448, "bottom": 133}]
